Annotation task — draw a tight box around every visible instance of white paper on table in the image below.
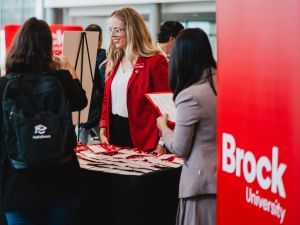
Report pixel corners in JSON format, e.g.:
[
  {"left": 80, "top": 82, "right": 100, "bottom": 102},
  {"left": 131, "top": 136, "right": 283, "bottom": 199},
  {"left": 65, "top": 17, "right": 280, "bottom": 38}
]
[
  {"left": 78, "top": 151, "right": 110, "bottom": 160},
  {"left": 158, "top": 154, "right": 176, "bottom": 160},
  {"left": 78, "top": 154, "right": 127, "bottom": 167},
  {"left": 126, "top": 161, "right": 158, "bottom": 171},
  {"left": 112, "top": 153, "right": 148, "bottom": 159},
  {"left": 145, "top": 92, "right": 176, "bottom": 123},
  {"left": 145, "top": 157, "right": 181, "bottom": 168},
  {"left": 112, "top": 154, "right": 134, "bottom": 159},
  {"left": 127, "top": 160, "right": 159, "bottom": 170},
  {"left": 117, "top": 149, "right": 136, "bottom": 155},
  {"left": 118, "top": 149, "right": 149, "bottom": 156},
  {"left": 82, "top": 165, "right": 115, "bottom": 173},
  {"left": 172, "top": 158, "right": 184, "bottom": 165},
  {"left": 77, "top": 153, "right": 103, "bottom": 162},
  {"left": 158, "top": 154, "right": 183, "bottom": 165},
  {"left": 78, "top": 158, "right": 91, "bottom": 165},
  {"left": 88, "top": 145, "right": 107, "bottom": 153},
  {"left": 77, "top": 150, "right": 158, "bottom": 171},
  {"left": 101, "top": 158, "right": 157, "bottom": 171}
]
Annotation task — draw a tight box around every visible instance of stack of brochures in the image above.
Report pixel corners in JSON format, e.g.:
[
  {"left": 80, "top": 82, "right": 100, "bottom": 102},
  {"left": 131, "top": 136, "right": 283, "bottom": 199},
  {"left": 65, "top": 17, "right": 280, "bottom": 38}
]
[{"left": 75, "top": 144, "right": 182, "bottom": 176}]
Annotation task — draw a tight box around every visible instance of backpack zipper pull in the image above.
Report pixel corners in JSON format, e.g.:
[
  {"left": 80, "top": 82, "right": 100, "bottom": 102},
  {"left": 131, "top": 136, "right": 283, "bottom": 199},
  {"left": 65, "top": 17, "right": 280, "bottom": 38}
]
[{"left": 9, "top": 111, "right": 13, "bottom": 120}]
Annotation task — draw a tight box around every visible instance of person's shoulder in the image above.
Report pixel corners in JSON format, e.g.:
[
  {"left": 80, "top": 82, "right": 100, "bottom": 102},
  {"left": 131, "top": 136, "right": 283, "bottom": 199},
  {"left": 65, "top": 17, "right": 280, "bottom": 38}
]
[
  {"left": 0, "top": 75, "right": 9, "bottom": 81},
  {"left": 176, "top": 82, "right": 208, "bottom": 103},
  {"left": 146, "top": 53, "right": 167, "bottom": 65},
  {"left": 176, "top": 86, "right": 196, "bottom": 102},
  {"left": 97, "top": 48, "right": 107, "bottom": 63},
  {"left": 53, "top": 69, "right": 70, "bottom": 76},
  {"left": 149, "top": 53, "right": 165, "bottom": 60},
  {"left": 98, "top": 48, "right": 106, "bottom": 57},
  {"left": 99, "top": 48, "right": 106, "bottom": 54},
  {"left": 178, "top": 81, "right": 216, "bottom": 110},
  {"left": 0, "top": 73, "right": 16, "bottom": 84},
  {"left": 0, "top": 74, "right": 14, "bottom": 96},
  {"left": 52, "top": 69, "right": 73, "bottom": 82},
  {"left": 0, "top": 75, "right": 9, "bottom": 90}
]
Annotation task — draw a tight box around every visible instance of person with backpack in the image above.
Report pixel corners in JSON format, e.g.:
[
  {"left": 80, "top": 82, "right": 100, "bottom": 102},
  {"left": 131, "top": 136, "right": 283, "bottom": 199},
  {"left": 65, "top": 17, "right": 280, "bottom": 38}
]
[{"left": 0, "top": 17, "right": 87, "bottom": 225}]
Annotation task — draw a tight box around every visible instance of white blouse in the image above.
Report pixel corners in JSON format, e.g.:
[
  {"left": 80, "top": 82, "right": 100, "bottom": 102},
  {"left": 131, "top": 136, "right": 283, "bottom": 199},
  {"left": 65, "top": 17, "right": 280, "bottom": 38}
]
[{"left": 111, "top": 63, "right": 133, "bottom": 117}]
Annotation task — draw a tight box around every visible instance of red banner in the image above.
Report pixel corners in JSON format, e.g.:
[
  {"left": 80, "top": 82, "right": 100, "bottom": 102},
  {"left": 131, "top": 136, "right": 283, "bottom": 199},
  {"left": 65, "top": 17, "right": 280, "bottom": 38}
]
[
  {"left": 3, "top": 24, "right": 83, "bottom": 55},
  {"left": 50, "top": 25, "right": 83, "bottom": 54},
  {"left": 217, "top": 0, "right": 300, "bottom": 225},
  {"left": 3, "top": 24, "right": 20, "bottom": 53}
]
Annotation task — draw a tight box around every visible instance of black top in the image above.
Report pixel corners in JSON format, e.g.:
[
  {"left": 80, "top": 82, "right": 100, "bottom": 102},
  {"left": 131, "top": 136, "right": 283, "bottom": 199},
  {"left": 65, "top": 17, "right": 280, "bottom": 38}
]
[
  {"left": 81, "top": 48, "right": 106, "bottom": 129},
  {"left": 0, "top": 70, "right": 87, "bottom": 211}
]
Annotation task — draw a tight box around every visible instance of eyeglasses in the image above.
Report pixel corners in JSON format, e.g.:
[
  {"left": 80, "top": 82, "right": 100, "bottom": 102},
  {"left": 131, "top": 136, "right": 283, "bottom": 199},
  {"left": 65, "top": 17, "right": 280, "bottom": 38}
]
[{"left": 108, "top": 27, "right": 126, "bottom": 34}]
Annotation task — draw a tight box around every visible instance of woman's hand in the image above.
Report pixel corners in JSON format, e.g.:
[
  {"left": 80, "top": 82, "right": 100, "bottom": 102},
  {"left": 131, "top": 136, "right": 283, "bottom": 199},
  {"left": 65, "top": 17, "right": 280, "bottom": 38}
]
[
  {"left": 157, "top": 114, "right": 169, "bottom": 131},
  {"left": 100, "top": 127, "right": 109, "bottom": 144},
  {"left": 154, "top": 144, "right": 167, "bottom": 155},
  {"left": 53, "top": 54, "right": 78, "bottom": 79},
  {"left": 54, "top": 54, "right": 70, "bottom": 69}
]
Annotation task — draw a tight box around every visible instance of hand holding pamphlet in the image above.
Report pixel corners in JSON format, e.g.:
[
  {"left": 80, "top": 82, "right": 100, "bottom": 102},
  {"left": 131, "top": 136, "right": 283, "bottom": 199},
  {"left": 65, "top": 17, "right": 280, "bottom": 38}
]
[{"left": 145, "top": 92, "right": 176, "bottom": 123}]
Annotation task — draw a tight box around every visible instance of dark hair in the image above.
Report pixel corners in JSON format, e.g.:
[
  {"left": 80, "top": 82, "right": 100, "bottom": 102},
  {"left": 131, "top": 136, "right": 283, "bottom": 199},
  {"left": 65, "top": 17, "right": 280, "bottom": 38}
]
[
  {"left": 85, "top": 24, "right": 102, "bottom": 39},
  {"left": 169, "top": 28, "right": 216, "bottom": 100},
  {"left": 5, "top": 17, "right": 57, "bottom": 74},
  {"left": 157, "top": 21, "right": 184, "bottom": 43}
]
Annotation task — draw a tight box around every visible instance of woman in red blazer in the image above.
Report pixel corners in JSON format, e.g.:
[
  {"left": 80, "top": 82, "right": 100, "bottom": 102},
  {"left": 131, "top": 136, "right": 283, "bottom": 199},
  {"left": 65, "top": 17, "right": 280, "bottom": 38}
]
[{"left": 99, "top": 7, "right": 169, "bottom": 151}]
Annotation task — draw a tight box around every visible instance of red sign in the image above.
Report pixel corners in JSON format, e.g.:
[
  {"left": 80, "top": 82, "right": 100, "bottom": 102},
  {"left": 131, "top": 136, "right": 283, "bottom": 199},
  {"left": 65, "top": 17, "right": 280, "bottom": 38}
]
[
  {"left": 3, "top": 24, "right": 83, "bottom": 55},
  {"left": 217, "top": 1, "right": 300, "bottom": 225},
  {"left": 3, "top": 24, "right": 20, "bottom": 53},
  {"left": 50, "top": 25, "right": 83, "bottom": 54}
]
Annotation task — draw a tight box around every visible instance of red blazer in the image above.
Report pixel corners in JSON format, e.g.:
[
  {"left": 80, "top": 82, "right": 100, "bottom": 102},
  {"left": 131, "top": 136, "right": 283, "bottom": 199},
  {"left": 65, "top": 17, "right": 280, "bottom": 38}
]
[{"left": 100, "top": 54, "right": 169, "bottom": 151}]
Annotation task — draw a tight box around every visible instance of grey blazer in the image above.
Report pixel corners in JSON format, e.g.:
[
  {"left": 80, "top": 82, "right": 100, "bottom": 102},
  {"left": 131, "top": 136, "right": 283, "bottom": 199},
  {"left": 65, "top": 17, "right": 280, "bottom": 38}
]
[{"left": 162, "top": 70, "right": 216, "bottom": 198}]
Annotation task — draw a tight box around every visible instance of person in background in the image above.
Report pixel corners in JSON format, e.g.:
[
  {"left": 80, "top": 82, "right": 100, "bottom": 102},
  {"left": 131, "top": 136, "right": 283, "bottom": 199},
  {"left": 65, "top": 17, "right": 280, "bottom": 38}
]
[
  {"left": 100, "top": 7, "right": 169, "bottom": 152},
  {"left": 0, "top": 17, "right": 87, "bottom": 225},
  {"left": 157, "top": 28, "right": 217, "bottom": 225},
  {"left": 157, "top": 21, "right": 184, "bottom": 61},
  {"left": 79, "top": 24, "right": 106, "bottom": 144},
  {"left": 154, "top": 21, "right": 184, "bottom": 155}
]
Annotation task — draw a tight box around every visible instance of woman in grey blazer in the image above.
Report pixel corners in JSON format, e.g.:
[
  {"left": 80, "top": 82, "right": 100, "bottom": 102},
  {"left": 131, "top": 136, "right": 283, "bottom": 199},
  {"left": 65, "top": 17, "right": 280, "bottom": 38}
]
[{"left": 157, "top": 28, "right": 217, "bottom": 225}]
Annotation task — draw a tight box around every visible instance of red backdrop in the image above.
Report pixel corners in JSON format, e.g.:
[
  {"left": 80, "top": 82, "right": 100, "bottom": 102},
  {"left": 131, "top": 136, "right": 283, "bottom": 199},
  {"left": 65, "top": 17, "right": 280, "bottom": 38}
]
[
  {"left": 3, "top": 24, "right": 83, "bottom": 54},
  {"left": 217, "top": 0, "right": 300, "bottom": 225},
  {"left": 3, "top": 24, "right": 20, "bottom": 53},
  {"left": 50, "top": 25, "right": 83, "bottom": 54}
]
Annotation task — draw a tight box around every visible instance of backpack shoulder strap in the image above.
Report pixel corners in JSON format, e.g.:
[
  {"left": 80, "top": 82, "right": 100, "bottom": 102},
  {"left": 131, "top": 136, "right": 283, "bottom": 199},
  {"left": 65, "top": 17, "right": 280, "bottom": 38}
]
[
  {"left": 4, "top": 72, "right": 22, "bottom": 80},
  {"left": 2, "top": 72, "right": 39, "bottom": 113}
]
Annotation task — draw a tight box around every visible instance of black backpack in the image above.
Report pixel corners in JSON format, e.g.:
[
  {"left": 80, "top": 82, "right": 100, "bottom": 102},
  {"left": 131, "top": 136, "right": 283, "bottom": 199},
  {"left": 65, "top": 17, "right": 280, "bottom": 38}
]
[{"left": 2, "top": 72, "right": 73, "bottom": 169}]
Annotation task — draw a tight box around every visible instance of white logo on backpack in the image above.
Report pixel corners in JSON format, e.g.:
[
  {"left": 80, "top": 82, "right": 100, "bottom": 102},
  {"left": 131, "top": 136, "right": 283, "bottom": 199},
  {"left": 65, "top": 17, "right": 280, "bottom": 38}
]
[
  {"left": 34, "top": 124, "right": 47, "bottom": 134},
  {"left": 33, "top": 124, "right": 51, "bottom": 139}
]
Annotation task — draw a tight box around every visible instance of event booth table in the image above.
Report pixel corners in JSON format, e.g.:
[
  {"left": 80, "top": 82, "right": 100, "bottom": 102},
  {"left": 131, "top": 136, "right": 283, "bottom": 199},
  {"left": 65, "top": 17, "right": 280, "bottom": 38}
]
[
  {"left": 77, "top": 167, "right": 181, "bottom": 225},
  {"left": 0, "top": 144, "right": 182, "bottom": 225},
  {"left": 76, "top": 144, "right": 182, "bottom": 225}
]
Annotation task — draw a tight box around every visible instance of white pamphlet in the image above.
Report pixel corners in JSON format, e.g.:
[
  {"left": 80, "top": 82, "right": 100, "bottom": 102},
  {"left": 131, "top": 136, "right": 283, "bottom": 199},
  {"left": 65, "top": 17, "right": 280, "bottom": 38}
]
[{"left": 145, "top": 92, "right": 176, "bottom": 123}]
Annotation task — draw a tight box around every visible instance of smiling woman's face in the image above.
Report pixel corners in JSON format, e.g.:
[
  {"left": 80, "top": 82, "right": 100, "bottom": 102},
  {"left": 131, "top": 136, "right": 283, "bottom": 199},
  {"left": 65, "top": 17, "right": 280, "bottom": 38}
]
[{"left": 109, "top": 16, "right": 127, "bottom": 51}]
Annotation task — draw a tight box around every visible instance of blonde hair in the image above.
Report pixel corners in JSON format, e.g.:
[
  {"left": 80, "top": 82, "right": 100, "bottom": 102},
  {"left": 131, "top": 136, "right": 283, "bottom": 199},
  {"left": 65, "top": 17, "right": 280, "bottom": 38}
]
[{"left": 104, "top": 7, "right": 161, "bottom": 76}]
